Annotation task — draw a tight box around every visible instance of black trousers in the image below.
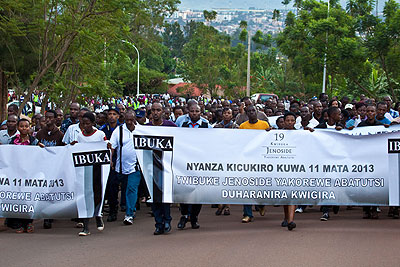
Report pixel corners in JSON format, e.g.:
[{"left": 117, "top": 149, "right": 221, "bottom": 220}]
[
  {"left": 106, "top": 170, "right": 127, "bottom": 214},
  {"left": 180, "top": 204, "right": 202, "bottom": 222}
]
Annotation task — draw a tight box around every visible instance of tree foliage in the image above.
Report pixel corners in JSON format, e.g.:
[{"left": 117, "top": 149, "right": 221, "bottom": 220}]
[
  {"left": 275, "top": 0, "right": 400, "bottom": 100},
  {"left": 0, "top": 0, "right": 179, "bottom": 112}
]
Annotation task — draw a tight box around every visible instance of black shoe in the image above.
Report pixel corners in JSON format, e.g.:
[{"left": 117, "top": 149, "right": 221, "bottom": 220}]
[
  {"left": 96, "top": 216, "right": 104, "bottom": 231},
  {"left": 393, "top": 208, "right": 399, "bottom": 219},
  {"left": 215, "top": 208, "right": 223, "bottom": 216},
  {"left": 281, "top": 219, "right": 288, "bottom": 227},
  {"left": 43, "top": 219, "right": 52, "bottom": 229},
  {"left": 223, "top": 208, "right": 230, "bottom": 215},
  {"left": 388, "top": 207, "right": 394, "bottom": 217},
  {"left": 79, "top": 221, "right": 90, "bottom": 236},
  {"left": 154, "top": 227, "right": 164, "bottom": 235},
  {"left": 371, "top": 210, "right": 379, "bottom": 219},
  {"left": 320, "top": 212, "right": 329, "bottom": 221},
  {"left": 107, "top": 214, "right": 117, "bottom": 222},
  {"left": 191, "top": 222, "right": 200, "bottom": 229},
  {"left": 287, "top": 222, "right": 296, "bottom": 231},
  {"left": 177, "top": 216, "right": 188, "bottom": 229},
  {"left": 164, "top": 222, "right": 171, "bottom": 233},
  {"left": 333, "top": 206, "right": 340, "bottom": 214}
]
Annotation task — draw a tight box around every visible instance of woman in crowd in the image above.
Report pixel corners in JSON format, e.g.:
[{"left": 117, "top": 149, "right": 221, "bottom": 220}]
[
  {"left": 6, "top": 119, "right": 44, "bottom": 233},
  {"left": 281, "top": 112, "right": 297, "bottom": 231},
  {"left": 71, "top": 112, "right": 107, "bottom": 236}
]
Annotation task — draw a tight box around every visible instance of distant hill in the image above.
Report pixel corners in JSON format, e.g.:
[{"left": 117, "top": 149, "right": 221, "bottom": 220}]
[
  {"left": 179, "top": 0, "right": 289, "bottom": 10},
  {"left": 178, "top": 0, "right": 393, "bottom": 12}
]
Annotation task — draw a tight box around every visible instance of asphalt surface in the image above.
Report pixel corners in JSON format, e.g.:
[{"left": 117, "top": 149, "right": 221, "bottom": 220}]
[{"left": 1, "top": 205, "right": 400, "bottom": 267}]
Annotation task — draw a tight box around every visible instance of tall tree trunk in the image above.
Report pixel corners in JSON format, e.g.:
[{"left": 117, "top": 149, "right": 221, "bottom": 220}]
[
  {"left": 0, "top": 70, "right": 8, "bottom": 122},
  {"left": 41, "top": 93, "right": 49, "bottom": 115}
]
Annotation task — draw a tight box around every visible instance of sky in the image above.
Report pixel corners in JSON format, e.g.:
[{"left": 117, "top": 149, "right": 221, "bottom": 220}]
[{"left": 178, "top": 0, "right": 399, "bottom": 12}]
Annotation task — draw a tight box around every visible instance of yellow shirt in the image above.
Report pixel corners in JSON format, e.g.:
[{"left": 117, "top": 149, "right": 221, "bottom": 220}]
[{"left": 239, "top": 120, "right": 270, "bottom": 130}]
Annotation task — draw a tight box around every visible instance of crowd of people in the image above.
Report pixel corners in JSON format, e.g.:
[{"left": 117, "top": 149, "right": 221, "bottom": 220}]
[{"left": 1, "top": 92, "right": 400, "bottom": 235}]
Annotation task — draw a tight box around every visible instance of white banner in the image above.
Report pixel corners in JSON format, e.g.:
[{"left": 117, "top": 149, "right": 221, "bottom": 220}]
[
  {"left": 134, "top": 125, "right": 400, "bottom": 206},
  {"left": 0, "top": 142, "right": 110, "bottom": 219},
  {"left": 268, "top": 115, "right": 400, "bottom": 135}
]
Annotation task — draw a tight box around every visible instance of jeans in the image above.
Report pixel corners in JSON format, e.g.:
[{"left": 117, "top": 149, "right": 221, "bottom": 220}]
[
  {"left": 152, "top": 203, "right": 172, "bottom": 228},
  {"left": 125, "top": 171, "right": 141, "bottom": 217},
  {"left": 243, "top": 205, "right": 265, "bottom": 217}
]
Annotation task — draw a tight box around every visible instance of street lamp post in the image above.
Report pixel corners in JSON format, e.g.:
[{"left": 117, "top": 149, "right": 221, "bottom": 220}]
[
  {"left": 322, "top": 0, "right": 330, "bottom": 94},
  {"left": 122, "top": 40, "right": 140, "bottom": 96}
]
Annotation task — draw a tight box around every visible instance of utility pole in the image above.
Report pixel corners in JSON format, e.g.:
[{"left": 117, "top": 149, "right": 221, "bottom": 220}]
[{"left": 246, "top": 30, "right": 251, "bottom": 97}]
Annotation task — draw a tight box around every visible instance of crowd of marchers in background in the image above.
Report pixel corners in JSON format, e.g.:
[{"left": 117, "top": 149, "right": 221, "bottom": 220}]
[{"left": 1, "top": 92, "right": 399, "bottom": 235}]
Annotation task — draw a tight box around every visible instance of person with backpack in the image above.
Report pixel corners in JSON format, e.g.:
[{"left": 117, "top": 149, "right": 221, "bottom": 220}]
[{"left": 109, "top": 111, "right": 140, "bottom": 226}]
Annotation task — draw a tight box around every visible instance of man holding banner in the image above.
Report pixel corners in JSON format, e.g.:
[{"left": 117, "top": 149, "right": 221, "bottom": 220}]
[
  {"left": 178, "top": 103, "right": 211, "bottom": 230},
  {"left": 239, "top": 105, "right": 271, "bottom": 223},
  {"left": 147, "top": 102, "right": 177, "bottom": 235}
]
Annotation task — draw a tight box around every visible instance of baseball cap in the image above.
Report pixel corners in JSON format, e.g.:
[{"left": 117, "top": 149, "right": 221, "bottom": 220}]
[
  {"left": 108, "top": 104, "right": 120, "bottom": 114},
  {"left": 344, "top": 104, "right": 354, "bottom": 110},
  {"left": 135, "top": 110, "right": 146, "bottom": 118}
]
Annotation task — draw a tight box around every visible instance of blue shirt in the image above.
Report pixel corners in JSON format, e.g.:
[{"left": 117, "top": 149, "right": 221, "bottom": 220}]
[
  {"left": 99, "top": 122, "right": 121, "bottom": 140},
  {"left": 181, "top": 118, "right": 212, "bottom": 128},
  {"left": 60, "top": 118, "right": 78, "bottom": 133},
  {"left": 389, "top": 109, "right": 399, "bottom": 119},
  {"left": 175, "top": 114, "right": 209, "bottom": 127},
  {"left": 376, "top": 116, "right": 391, "bottom": 125}
]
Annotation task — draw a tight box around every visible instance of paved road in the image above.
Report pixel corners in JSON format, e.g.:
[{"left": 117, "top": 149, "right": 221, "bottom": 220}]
[{"left": 1, "top": 205, "right": 400, "bottom": 267}]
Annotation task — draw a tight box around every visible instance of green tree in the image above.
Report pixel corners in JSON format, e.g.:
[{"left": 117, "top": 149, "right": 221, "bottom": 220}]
[
  {"left": 276, "top": 0, "right": 366, "bottom": 99},
  {"left": 364, "top": 0, "right": 400, "bottom": 101},
  {"left": 0, "top": 0, "right": 179, "bottom": 114},
  {"left": 203, "top": 10, "right": 217, "bottom": 22},
  {"left": 181, "top": 23, "right": 232, "bottom": 96},
  {"left": 163, "top": 22, "right": 185, "bottom": 58}
]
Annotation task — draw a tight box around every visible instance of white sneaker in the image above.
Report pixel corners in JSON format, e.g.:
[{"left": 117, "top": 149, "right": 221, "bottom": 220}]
[
  {"left": 123, "top": 216, "right": 133, "bottom": 225},
  {"left": 295, "top": 208, "right": 303, "bottom": 213},
  {"left": 96, "top": 216, "right": 104, "bottom": 231},
  {"left": 78, "top": 229, "right": 90, "bottom": 236},
  {"left": 75, "top": 222, "right": 84, "bottom": 228}
]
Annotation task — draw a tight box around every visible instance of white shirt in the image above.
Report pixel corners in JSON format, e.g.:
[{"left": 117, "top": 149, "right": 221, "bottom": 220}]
[
  {"left": 0, "top": 129, "right": 19, "bottom": 144},
  {"left": 62, "top": 123, "right": 81, "bottom": 144},
  {"left": 294, "top": 116, "right": 302, "bottom": 130},
  {"left": 76, "top": 129, "right": 106, "bottom": 143},
  {"left": 110, "top": 124, "right": 137, "bottom": 175}
]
